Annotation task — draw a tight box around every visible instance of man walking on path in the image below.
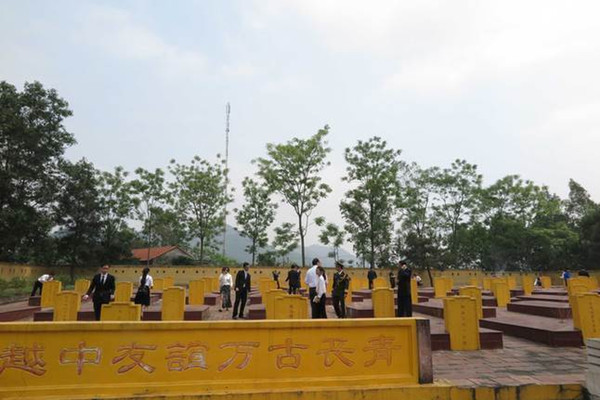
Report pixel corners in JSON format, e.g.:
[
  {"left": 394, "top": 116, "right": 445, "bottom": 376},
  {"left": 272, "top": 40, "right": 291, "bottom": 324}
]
[
  {"left": 332, "top": 261, "right": 350, "bottom": 318},
  {"left": 83, "top": 265, "right": 115, "bottom": 321},
  {"left": 367, "top": 266, "right": 377, "bottom": 290}
]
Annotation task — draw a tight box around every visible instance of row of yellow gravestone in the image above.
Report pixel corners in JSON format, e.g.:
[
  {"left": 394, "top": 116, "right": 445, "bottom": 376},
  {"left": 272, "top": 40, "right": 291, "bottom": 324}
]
[
  {"left": 263, "top": 289, "right": 310, "bottom": 319},
  {"left": 371, "top": 283, "right": 421, "bottom": 318}
]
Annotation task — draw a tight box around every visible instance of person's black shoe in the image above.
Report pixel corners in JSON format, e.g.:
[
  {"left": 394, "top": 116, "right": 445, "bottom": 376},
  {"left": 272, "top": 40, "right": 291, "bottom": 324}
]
[
  {"left": 239, "top": 316, "right": 245, "bottom": 319},
  {"left": 232, "top": 316, "right": 238, "bottom": 320},
  {"left": 218, "top": 309, "right": 222, "bottom": 312}
]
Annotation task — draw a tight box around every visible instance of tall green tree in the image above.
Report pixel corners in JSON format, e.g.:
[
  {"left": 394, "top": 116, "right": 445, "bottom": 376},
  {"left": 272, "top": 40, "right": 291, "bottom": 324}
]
[
  {"left": 340, "top": 137, "right": 404, "bottom": 268},
  {"left": 169, "top": 156, "right": 232, "bottom": 263},
  {"left": 272, "top": 222, "right": 298, "bottom": 265},
  {"left": 256, "top": 126, "right": 331, "bottom": 267},
  {"left": 54, "top": 159, "right": 102, "bottom": 280},
  {"left": 235, "top": 177, "right": 277, "bottom": 265},
  {"left": 314, "top": 217, "right": 345, "bottom": 263},
  {"left": 130, "top": 168, "right": 168, "bottom": 265},
  {"left": 0, "top": 81, "right": 76, "bottom": 261},
  {"left": 97, "top": 166, "right": 136, "bottom": 263},
  {"left": 565, "top": 179, "right": 598, "bottom": 226}
]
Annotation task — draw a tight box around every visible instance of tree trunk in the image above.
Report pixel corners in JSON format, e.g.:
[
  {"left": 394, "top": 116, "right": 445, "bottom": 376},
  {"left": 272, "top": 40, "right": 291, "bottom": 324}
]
[
  {"left": 199, "top": 237, "right": 204, "bottom": 264},
  {"left": 298, "top": 214, "right": 306, "bottom": 267},
  {"left": 251, "top": 238, "right": 256, "bottom": 266}
]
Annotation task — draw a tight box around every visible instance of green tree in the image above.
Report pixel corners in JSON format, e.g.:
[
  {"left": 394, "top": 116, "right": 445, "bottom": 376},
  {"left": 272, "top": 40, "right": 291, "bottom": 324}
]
[
  {"left": 430, "top": 159, "right": 482, "bottom": 267},
  {"left": 341, "top": 137, "right": 404, "bottom": 268},
  {"left": 314, "top": 217, "right": 345, "bottom": 263},
  {"left": 144, "top": 208, "right": 187, "bottom": 247},
  {"left": 54, "top": 159, "right": 102, "bottom": 281},
  {"left": 256, "top": 126, "right": 331, "bottom": 267},
  {"left": 272, "top": 222, "right": 298, "bottom": 265},
  {"left": 235, "top": 177, "right": 277, "bottom": 265},
  {"left": 169, "top": 156, "right": 232, "bottom": 263},
  {"left": 565, "top": 179, "right": 598, "bottom": 226},
  {"left": 130, "top": 168, "right": 168, "bottom": 266},
  {"left": 0, "top": 81, "right": 76, "bottom": 261},
  {"left": 97, "top": 166, "right": 136, "bottom": 263}
]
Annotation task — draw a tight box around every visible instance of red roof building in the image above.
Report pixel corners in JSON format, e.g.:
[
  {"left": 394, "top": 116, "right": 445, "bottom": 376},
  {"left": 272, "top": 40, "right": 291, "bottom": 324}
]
[{"left": 131, "top": 246, "right": 193, "bottom": 264}]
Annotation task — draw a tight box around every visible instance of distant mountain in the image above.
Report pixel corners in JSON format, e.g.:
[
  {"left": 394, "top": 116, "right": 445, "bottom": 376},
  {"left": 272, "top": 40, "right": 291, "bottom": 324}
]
[{"left": 190, "top": 225, "right": 358, "bottom": 267}]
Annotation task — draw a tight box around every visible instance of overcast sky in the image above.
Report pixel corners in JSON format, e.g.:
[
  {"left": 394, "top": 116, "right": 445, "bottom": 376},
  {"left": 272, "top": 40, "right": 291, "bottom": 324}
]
[{"left": 2, "top": 1, "right": 600, "bottom": 247}]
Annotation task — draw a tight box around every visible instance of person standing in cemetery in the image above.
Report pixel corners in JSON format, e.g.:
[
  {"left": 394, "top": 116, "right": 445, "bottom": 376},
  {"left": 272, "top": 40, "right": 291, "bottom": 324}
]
[
  {"left": 273, "top": 270, "right": 281, "bottom": 289},
  {"left": 389, "top": 271, "right": 396, "bottom": 289},
  {"left": 534, "top": 275, "right": 542, "bottom": 287},
  {"left": 232, "top": 263, "right": 251, "bottom": 319},
  {"left": 305, "top": 258, "right": 321, "bottom": 318},
  {"left": 561, "top": 269, "right": 571, "bottom": 286},
  {"left": 286, "top": 264, "right": 300, "bottom": 294},
  {"left": 367, "top": 266, "right": 377, "bottom": 290},
  {"left": 314, "top": 266, "right": 328, "bottom": 318},
  {"left": 134, "top": 267, "right": 153, "bottom": 310},
  {"left": 30, "top": 271, "right": 55, "bottom": 296},
  {"left": 219, "top": 267, "right": 233, "bottom": 312},
  {"left": 83, "top": 264, "right": 115, "bottom": 321},
  {"left": 332, "top": 261, "right": 350, "bottom": 318},
  {"left": 396, "top": 261, "right": 413, "bottom": 317}
]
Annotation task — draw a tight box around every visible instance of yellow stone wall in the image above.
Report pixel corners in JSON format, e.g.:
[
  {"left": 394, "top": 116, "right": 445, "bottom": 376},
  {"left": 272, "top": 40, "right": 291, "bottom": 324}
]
[{"left": 0, "top": 319, "right": 422, "bottom": 398}]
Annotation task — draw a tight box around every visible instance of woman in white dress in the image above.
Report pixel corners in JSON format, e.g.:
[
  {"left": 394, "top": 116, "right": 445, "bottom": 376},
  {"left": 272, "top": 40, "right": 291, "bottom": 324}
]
[
  {"left": 219, "top": 267, "right": 233, "bottom": 312},
  {"left": 134, "top": 267, "right": 153, "bottom": 310}
]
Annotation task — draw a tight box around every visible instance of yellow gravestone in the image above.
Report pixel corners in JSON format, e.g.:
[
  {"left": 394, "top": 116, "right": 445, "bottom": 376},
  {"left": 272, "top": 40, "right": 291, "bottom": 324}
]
[
  {"left": 114, "top": 282, "right": 132, "bottom": 302},
  {"left": 469, "top": 278, "right": 478, "bottom": 287},
  {"left": 506, "top": 276, "right": 517, "bottom": 290},
  {"left": 522, "top": 276, "right": 534, "bottom": 296},
  {"left": 372, "top": 288, "right": 395, "bottom": 318},
  {"left": 258, "top": 278, "right": 272, "bottom": 296},
  {"left": 274, "top": 295, "right": 308, "bottom": 319},
  {"left": 458, "top": 286, "right": 483, "bottom": 319},
  {"left": 572, "top": 293, "right": 600, "bottom": 340},
  {"left": 41, "top": 280, "right": 62, "bottom": 308},
  {"left": 188, "top": 279, "right": 206, "bottom": 305},
  {"left": 73, "top": 279, "right": 90, "bottom": 296},
  {"left": 265, "top": 289, "right": 286, "bottom": 319},
  {"left": 444, "top": 278, "right": 454, "bottom": 294},
  {"left": 101, "top": 302, "right": 141, "bottom": 321},
  {"left": 163, "top": 276, "right": 175, "bottom": 289},
  {"left": 492, "top": 281, "right": 510, "bottom": 308},
  {"left": 410, "top": 278, "right": 418, "bottom": 304},
  {"left": 162, "top": 287, "right": 186, "bottom": 321},
  {"left": 570, "top": 284, "right": 590, "bottom": 329},
  {"left": 53, "top": 291, "right": 80, "bottom": 321},
  {"left": 373, "top": 277, "right": 388, "bottom": 289},
  {"left": 443, "top": 296, "right": 480, "bottom": 350},
  {"left": 434, "top": 278, "right": 447, "bottom": 298},
  {"left": 153, "top": 278, "right": 164, "bottom": 291},
  {"left": 540, "top": 276, "right": 552, "bottom": 289},
  {"left": 483, "top": 278, "right": 492, "bottom": 291}
]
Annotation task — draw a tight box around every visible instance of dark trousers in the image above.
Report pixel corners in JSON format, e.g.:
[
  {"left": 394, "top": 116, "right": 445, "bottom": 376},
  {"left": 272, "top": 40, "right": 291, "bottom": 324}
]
[
  {"left": 31, "top": 281, "right": 43, "bottom": 296},
  {"left": 316, "top": 294, "right": 327, "bottom": 319},
  {"left": 309, "top": 287, "right": 318, "bottom": 318},
  {"left": 288, "top": 285, "right": 299, "bottom": 295},
  {"left": 233, "top": 289, "right": 248, "bottom": 318},
  {"left": 275, "top": 279, "right": 280, "bottom": 289},
  {"left": 332, "top": 295, "right": 345, "bottom": 318},
  {"left": 93, "top": 299, "right": 109, "bottom": 321},
  {"left": 397, "top": 295, "right": 412, "bottom": 317},
  {"left": 368, "top": 280, "right": 374, "bottom": 290}
]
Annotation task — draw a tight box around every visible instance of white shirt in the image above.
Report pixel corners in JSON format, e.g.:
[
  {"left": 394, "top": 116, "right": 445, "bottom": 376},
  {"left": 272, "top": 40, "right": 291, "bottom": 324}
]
[
  {"left": 316, "top": 275, "right": 327, "bottom": 298},
  {"left": 305, "top": 266, "right": 318, "bottom": 288},
  {"left": 219, "top": 273, "right": 233, "bottom": 287},
  {"left": 139, "top": 275, "right": 153, "bottom": 288},
  {"left": 38, "top": 274, "right": 53, "bottom": 283}
]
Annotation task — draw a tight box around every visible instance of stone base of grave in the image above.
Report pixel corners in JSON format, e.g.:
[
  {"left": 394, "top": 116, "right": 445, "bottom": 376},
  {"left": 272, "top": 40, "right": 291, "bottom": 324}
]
[
  {"left": 141, "top": 305, "right": 209, "bottom": 321},
  {"left": 515, "top": 294, "right": 569, "bottom": 303},
  {"left": 204, "top": 293, "right": 219, "bottom": 305},
  {"left": 482, "top": 296, "right": 498, "bottom": 307},
  {"left": 533, "top": 288, "right": 568, "bottom": 296},
  {"left": 479, "top": 309, "right": 583, "bottom": 347},
  {"left": 247, "top": 304, "right": 266, "bottom": 319},
  {"left": 0, "top": 301, "right": 41, "bottom": 321},
  {"left": 506, "top": 300, "right": 572, "bottom": 319},
  {"left": 430, "top": 329, "right": 503, "bottom": 351},
  {"left": 413, "top": 299, "right": 497, "bottom": 318},
  {"left": 28, "top": 296, "right": 41, "bottom": 306}
]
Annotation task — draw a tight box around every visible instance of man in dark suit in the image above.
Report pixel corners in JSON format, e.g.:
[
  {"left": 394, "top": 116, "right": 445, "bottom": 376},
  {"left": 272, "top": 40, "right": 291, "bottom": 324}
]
[
  {"left": 286, "top": 264, "right": 300, "bottom": 294},
  {"left": 332, "top": 261, "right": 350, "bottom": 318},
  {"left": 83, "top": 264, "right": 116, "bottom": 321},
  {"left": 396, "top": 261, "right": 412, "bottom": 317},
  {"left": 232, "top": 262, "right": 251, "bottom": 319},
  {"left": 367, "top": 267, "right": 377, "bottom": 290}
]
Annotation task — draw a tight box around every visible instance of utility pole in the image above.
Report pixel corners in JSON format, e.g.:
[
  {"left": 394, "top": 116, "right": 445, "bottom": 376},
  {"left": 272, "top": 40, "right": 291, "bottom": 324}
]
[{"left": 222, "top": 102, "right": 230, "bottom": 258}]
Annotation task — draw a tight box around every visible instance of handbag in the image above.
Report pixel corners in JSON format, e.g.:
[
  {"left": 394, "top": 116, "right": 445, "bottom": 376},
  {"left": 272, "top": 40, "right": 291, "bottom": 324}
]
[{"left": 313, "top": 295, "right": 321, "bottom": 303}]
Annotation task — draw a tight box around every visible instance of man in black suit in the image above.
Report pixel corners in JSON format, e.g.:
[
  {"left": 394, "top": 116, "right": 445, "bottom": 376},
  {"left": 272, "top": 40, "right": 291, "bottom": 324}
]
[
  {"left": 332, "top": 261, "right": 350, "bottom": 318},
  {"left": 232, "top": 262, "right": 251, "bottom": 319},
  {"left": 396, "top": 261, "right": 412, "bottom": 317},
  {"left": 286, "top": 264, "right": 300, "bottom": 294},
  {"left": 83, "top": 264, "right": 116, "bottom": 321}
]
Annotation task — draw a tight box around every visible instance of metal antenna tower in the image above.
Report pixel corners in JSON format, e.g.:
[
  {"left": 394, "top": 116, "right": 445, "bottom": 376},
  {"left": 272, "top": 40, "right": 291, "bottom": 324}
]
[{"left": 222, "top": 102, "right": 231, "bottom": 258}]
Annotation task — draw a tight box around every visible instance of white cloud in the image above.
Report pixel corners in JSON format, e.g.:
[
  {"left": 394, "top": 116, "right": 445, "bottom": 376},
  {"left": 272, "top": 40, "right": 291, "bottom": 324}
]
[{"left": 77, "top": 5, "right": 206, "bottom": 80}]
